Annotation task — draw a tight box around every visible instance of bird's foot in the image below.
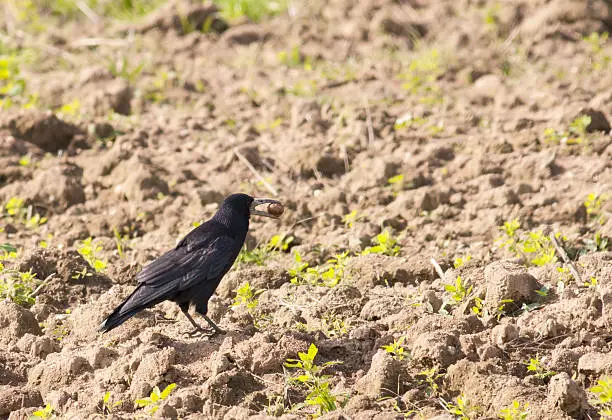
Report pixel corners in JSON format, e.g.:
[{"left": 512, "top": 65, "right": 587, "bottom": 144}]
[{"left": 183, "top": 326, "right": 225, "bottom": 338}]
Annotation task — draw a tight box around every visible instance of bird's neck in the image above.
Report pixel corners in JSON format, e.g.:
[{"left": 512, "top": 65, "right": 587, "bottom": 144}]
[{"left": 212, "top": 209, "right": 249, "bottom": 238}]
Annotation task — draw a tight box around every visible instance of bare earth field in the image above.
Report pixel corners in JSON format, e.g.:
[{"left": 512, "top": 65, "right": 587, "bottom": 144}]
[{"left": 1, "top": 0, "right": 612, "bottom": 419}]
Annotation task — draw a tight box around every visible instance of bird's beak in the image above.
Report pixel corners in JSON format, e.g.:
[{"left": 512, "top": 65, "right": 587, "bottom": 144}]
[{"left": 250, "top": 198, "right": 282, "bottom": 219}]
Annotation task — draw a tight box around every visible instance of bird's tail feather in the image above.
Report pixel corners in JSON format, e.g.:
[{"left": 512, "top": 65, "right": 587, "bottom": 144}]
[{"left": 98, "top": 305, "right": 141, "bottom": 333}]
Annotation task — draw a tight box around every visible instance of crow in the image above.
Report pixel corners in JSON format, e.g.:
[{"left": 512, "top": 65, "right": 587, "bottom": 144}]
[{"left": 99, "top": 193, "right": 282, "bottom": 335}]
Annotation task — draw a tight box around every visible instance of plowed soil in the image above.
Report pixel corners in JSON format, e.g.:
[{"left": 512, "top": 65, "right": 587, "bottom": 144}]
[{"left": 1, "top": 0, "right": 612, "bottom": 419}]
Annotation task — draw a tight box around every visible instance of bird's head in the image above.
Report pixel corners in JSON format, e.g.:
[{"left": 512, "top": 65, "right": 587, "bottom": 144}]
[{"left": 220, "top": 193, "right": 283, "bottom": 220}]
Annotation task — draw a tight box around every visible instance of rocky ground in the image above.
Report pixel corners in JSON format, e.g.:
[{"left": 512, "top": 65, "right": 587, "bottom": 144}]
[{"left": 1, "top": 0, "right": 612, "bottom": 419}]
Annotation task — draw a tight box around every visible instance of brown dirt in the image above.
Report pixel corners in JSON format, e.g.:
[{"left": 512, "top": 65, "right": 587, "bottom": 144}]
[{"left": 1, "top": 0, "right": 612, "bottom": 419}]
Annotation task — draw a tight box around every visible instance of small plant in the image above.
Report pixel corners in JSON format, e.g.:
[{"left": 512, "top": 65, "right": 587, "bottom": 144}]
[
  {"left": 583, "top": 32, "right": 611, "bottom": 71},
  {"left": 320, "top": 312, "right": 349, "bottom": 338},
  {"left": 453, "top": 255, "right": 472, "bottom": 268},
  {"left": 387, "top": 174, "right": 407, "bottom": 194},
  {"left": 417, "top": 367, "right": 444, "bottom": 397},
  {"left": 584, "top": 193, "right": 608, "bottom": 223},
  {"left": 0, "top": 265, "right": 40, "bottom": 306},
  {"left": 101, "top": 391, "right": 122, "bottom": 414},
  {"left": 498, "top": 400, "right": 529, "bottom": 420},
  {"left": 284, "top": 343, "right": 345, "bottom": 416},
  {"left": 288, "top": 251, "right": 348, "bottom": 287},
  {"left": 543, "top": 115, "right": 592, "bottom": 146},
  {"left": 113, "top": 228, "right": 133, "bottom": 259},
  {"left": 525, "top": 355, "right": 555, "bottom": 379},
  {"left": 214, "top": 0, "right": 288, "bottom": 22},
  {"left": 135, "top": 383, "right": 177, "bottom": 415},
  {"left": 440, "top": 394, "right": 480, "bottom": 420},
  {"left": 342, "top": 210, "right": 362, "bottom": 228},
  {"left": 30, "top": 403, "right": 54, "bottom": 419},
  {"left": 381, "top": 336, "right": 409, "bottom": 361},
  {"left": 471, "top": 297, "right": 514, "bottom": 320},
  {"left": 362, "top": 230, "right": 400, "bottom": 257},
  {"left": 497, "top": 221, "right": 558, "bottom": 267},
  {"left": 277, "top": 45, "right": 312, "bottom": 70},
  {"left": 583, "top": 231, "right": 609, "bottom": 252},
  {"left": 76, "top": 237, "right": 107, "bottom": 273},
  {"left": 590, "top": 375, "right": 612, "bottom": 416},
  {"left": 236, "top": 234, "right": 293, "bottom": 266},
  {"left": 399, "top": 48, "right": 445, "bottom": 104},
  {"left": 444, "top": 276, "right": 472, "bottom": 304},
  {"left": 107, "top": 56, "right": 144, "bottom": 84},
  {"left": 584, "top": 276, "right": 598, "bottom": 288},
  {"left": 3, "top": 197, "right": 47, "bottom": 229}
]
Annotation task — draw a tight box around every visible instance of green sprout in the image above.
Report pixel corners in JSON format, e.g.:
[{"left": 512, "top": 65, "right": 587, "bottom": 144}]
[
  {"left": 440, "top": 394, "right": 480, "bottom": 420},
  {"left": 498, "top": 400, "right": 529, "bottom": 420},
  {"left": 453, "top": 255, "right": 472, "bottom": 269},
  {"left": 76, "top": 237, "right": 107, "bottom": 273},
  {"left": 30, "top": 403, "right": 54, "bottom": 419},
  {"left": 134, "top": 383, "right": 177, "bottom": 415},
  {"left": 213, "top": 0, "right": 288, "bottom": 22},
  {"left": 0, "top": 264, "right": 40, "bottom": 306},
  {"left": 417, "top": 367, "right": 444, "bottom": 397},
  {"left": 525, "top": 355, "right": 555, "bottom": 379},
  {"left": 543, "top": 115, "right": 592, "bottom": 146},
  {"left": 590, "top": 376, "right": 612, "bottom": 416},
  {"left": 584, "top": 193, "right": 608, "bottom": 222},
  {"left": 288, "top": 251, "right": 349, "bottom": 287},
  {"left": 236, "top": 234, "right": 294, "bottom": 266},
  {"left": 381, "top": 336, "right": 409, "bottom": 361},
  {"left": 444, "top": 276, "right": 472, "bottom": 304},
  {"left": 101, "top": 391, "right": 122, "bottom": 414},
  {"left": 583, "top": 32, "right": 611, "bottom": 71},
  {"left": 284, "top": 343, "right": 345, "bottom": 416},
  {"left": 362, "top": 230, "right": 400, "bottom": 256},
  {"left": 342, "top": 210, "right": 362, "bottom": 228},
  {"left": 3, "top": 197, "right": 47, "bottom": 229},
  {"left": 497, "top": 220, "right": 558, "bottom": 267}
]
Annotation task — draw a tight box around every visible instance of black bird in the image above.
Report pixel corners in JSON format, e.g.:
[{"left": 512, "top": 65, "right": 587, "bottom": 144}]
[{"left": 99, "top": 194, "right": 282, "bottom": 335}]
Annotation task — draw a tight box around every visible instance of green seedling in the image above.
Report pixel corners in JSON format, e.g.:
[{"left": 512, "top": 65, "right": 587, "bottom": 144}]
[
  {"left": 498, "top": 400, "right": 529, "bottom": 420},
  {"left": 387, "top": 174, "right": 406, "bottom": 194},
  {"left": 30, "top": 403, "right": 54, "bottom": 419},
  {"left": 107, "top": 56, "right": 144, "bottom": 84},
  {"left": 543, "top": 115, "right": 592, "bottom": 146},
  {"left": 400, "top": 47, "right": 445, "bottom": 104},
  {"left": 237, "top": 234, "right": 294, "bottom": 266},
  {"left": 320, "top": 312, "right": 349, "bottom": 338},
  {"left": 3, "top": 197, "right": 47, "bottom": 229},
  {"left": 590, "top": 375, "right": 612, "bottom": 416},
  {"left": 342, "top": 210, "right": 362, "bottom": 228},
  {"left": 277, "top": 45, "right": 312, "bottom": 70},
  {"left": 0, "top": 265, "right": 40, "bottom": 306},
  {"left": 285, "top": 343, "right": 345, "bottom": 416},
  {"left": 444, "top": 276, "right": 472, "bottom": 304},
  {"left": 583, "top": 32, "right": 611, "bottom": 71},
  {"left": 135, "top": 383, "right": 177, "bottom": 415},
  {"left": 440, "top": 394, "right": 479, "bottom": 420},
  {"left": 471, "top": 297, "right": 514, "bottom": 320},
  {"left": 76, "top": 237, "right": 107, "bottom": 273},
  {"left": 584, "top": 277, "right": 598, "bottom": 288},
  {"left": 19, "top": 155, "right": 31, "bottom": 166},
  {"left": 289, "top": 251, "right": 348, "bottom": 287},
  {"left": 362, "top": 230, "right": 400, "bottom": 257},
  {"left": 113, "top": 228, "right": 133, "bottom": 259},
  {"left": 232, "top": 281, "right": 262, "bottom": 311},
  {"left": 453, "top": 255, "right": 472, "bottom": 269},
  {"left": 394, "top": 114, "right": 427, "bottom": 131},
  {"left": 584, "top": 193, "right": 608, "bottom": 223},
  {"left": 417, "top": 367, "right": 444, "bottom": 397},
  {"left": 525, "top": 355, "right": 555, "bottom": 379},
  {"left": 583, "top": 231, "right": 609, "bottom": 252},
  {"left": 497, "top": 220, "right": 558, "bottom": 266},
  {"left": 57, "top": 99, "right": 81, "bottom": 118},
  {"left": 101, "top": 391, "right": 122, "bottom": 414},
  {"left": 214, "top": 0, "right": 288, "bottom": 22},
  {"left": 381, "top": 336, "right": 409, "bottom": 361}
]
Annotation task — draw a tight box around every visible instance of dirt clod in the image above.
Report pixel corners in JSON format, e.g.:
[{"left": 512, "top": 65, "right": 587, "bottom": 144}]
[
  {"left": 484, "top": 261, "right": 540, "bottom": 310},
  {"left": 0, "top": 302, "right": 41, "bottom": 346},
  {"left": 547, "top": 372, "right": 587, "bottom": 416},
  {"left": 355, "top": 349, "right": 404, "bottom": 398},
  {"left": 8, "top": 110, "right": 79, "bottom": 152}
]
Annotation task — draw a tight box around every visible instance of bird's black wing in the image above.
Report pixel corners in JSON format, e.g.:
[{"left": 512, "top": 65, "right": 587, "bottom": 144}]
[{"left": 136, "top": 234, "right": 236, "bottom": 291}]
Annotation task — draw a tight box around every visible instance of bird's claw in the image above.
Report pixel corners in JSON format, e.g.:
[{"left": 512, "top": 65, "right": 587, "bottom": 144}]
[{"left": 183, "top": 326, "right": 225, "bottom": 338}]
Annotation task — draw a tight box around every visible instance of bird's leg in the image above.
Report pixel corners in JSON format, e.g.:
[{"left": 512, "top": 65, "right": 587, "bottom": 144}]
[
  {"left": 195, "top": 302, "right": 225, "bottom": 335},
  {"left": 179, "top": 303, "right": 209, "bottom": 336},
  {"left": 202, "top": 315, "right": 225, "bottom": 335}
]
